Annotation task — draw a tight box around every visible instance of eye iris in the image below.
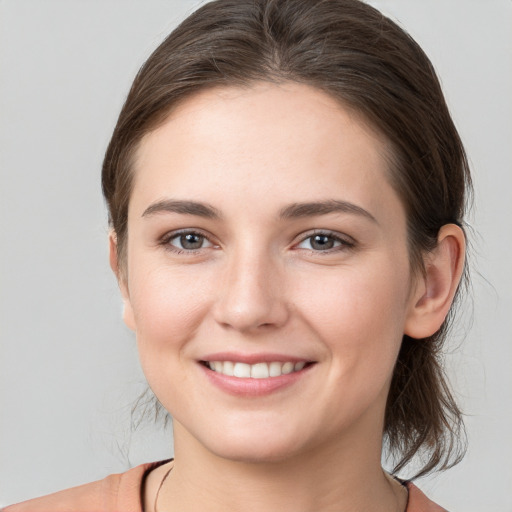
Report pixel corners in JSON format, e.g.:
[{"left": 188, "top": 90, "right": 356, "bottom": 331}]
[
  {"left": 180, "top": 233, "right": 204, "bottom": 250},
  {"left": 311, "top": 234, "right": 334, "bottom": 250}
]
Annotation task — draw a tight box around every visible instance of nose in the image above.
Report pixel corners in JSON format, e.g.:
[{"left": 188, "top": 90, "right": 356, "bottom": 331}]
[{"left": 212, "top": 247, "right": 289, "bottom": 333}]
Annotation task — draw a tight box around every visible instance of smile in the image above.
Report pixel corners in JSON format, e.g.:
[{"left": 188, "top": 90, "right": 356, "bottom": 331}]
[{"left": 204, "top": 361, "right": 309, "bottom": 378}]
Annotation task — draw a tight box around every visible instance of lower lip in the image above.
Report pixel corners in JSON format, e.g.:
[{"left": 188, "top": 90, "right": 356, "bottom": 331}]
[{"left": 200, "top": 363, "right": 313, "bottom": 396}]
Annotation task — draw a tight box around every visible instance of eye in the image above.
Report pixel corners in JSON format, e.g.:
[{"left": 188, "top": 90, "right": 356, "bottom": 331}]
[
  {"left": 296, "top": 232, "right": 353, "bottom": 252},
  {"left": 166, "top": 231, "right": 214, "bottom": 251}
]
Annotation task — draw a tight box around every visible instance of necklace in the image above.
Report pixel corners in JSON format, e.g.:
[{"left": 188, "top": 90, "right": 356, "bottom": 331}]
[
  {"left": 390, "top": 475, "right": 410, "bottom": 512},
  {"left": 154, "top": 467, "right": 409, "bottom": 512},
  {"left": 154, "top": 465, "right": 173, "bottom": 512}
]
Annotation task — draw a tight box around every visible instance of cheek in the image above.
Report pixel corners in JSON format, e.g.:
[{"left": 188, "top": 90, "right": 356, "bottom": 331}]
[
  {"left": 127, "top": 264, "right": 216, "bottom": 414},
  {"left": 294, "top": 259, "right": 410, "bottom": 377},
  {"left": 128, "top": 263, "right": 213, "bottom": 362}
]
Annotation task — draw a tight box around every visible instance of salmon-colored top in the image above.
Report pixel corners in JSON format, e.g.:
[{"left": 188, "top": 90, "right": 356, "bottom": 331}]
[{"left": 3, "top": 460, "right": 447, "bottom": 512}]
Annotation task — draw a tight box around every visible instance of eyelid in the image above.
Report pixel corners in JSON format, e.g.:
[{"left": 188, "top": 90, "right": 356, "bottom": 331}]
[
  {"left": 160, "top": 228, "right": 218, "bottom": 252},
  {"left": 293, "top": 229, "right": 356, "bottom": 251},
  {"left": 158, "top": 228, "right": 355, "bottom": 254}
]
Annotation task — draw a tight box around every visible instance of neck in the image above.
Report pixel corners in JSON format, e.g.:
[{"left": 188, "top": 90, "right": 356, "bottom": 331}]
[{"left": 155, "top": 422, "right": 406, "bottom": 512}]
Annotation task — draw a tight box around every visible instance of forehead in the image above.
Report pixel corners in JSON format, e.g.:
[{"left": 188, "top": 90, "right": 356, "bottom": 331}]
[
  {"left": 136, "top": 82, "right": 390, "bottom": 163},
  {"left": 131, "top": 82, "right": 400, "bottom": 224}
]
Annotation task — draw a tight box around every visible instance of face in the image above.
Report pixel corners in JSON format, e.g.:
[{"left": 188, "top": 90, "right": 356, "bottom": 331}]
[{"left": 120, "top": 82, "right": 420, "bottom": 463}]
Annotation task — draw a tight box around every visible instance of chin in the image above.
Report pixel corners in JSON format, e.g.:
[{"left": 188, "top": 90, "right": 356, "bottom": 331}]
[
  {"left": 194, "top": 421, "right": 315, "bottom": 464},
  {"left": 211, "top": 441, "right": 304, "bottom": 464}
]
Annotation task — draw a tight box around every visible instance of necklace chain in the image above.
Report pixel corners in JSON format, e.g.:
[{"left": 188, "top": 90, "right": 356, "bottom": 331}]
[
  {"left": 154, "top": 465, "right": 172, "bottom": 512},
  {"left": 153, "top": 467, "right": 408, "bottom": 512}
]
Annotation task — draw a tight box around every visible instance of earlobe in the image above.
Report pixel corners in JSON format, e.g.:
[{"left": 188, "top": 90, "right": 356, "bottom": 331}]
[
  {"left": 404, "top": 224, "right": 465, "bottom": 339},
  {"left": 109, "top": 232, "right": 136, "bottom": 331}
]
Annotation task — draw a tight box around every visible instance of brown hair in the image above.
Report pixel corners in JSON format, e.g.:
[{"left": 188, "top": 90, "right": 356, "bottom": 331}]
[{"left": 102, "top": 0, "right": 471, "bottom": 478}]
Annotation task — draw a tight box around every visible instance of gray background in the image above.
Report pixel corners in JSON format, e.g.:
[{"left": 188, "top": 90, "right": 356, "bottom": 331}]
[{"left": 1, "top": 1, "right": 511, "bottom": 510}]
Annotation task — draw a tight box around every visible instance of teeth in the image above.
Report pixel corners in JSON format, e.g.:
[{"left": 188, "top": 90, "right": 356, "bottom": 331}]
[
  {"left": 211, "top": 361, "right": 223, "bottom": 372},
  {"left": 269, "top": 361, "right": 282, "bottom": 377},
  {"left": 223, "top": 361, "right": 234, "bottom": 376},
  {"left": 282, "top": 362, "right": 294, "bottom": 374},
  {"left": 207, "top": 361, "right": 309, "bottom": 378},
  {"left": 251, "top": 362, "right": 269, "bottom": 378},
  {"left": 233, "top": 362, "right": 251, "bottom": 378}
]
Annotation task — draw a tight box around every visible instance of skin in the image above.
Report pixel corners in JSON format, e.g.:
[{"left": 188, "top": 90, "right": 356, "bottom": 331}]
[{"left": 110, "top": 82, "right": 465, "bottom": 512}]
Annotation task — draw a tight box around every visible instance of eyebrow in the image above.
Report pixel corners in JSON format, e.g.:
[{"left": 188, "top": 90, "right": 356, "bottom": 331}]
[
  {"left": 141, "top": 198, "right": 377, "bottom": 224},
  {"left": 142, "top": 199, "right": 221, "bottom": 219},
  {"left": 279, "top": 200, "right": 378, "bottom": 224}
]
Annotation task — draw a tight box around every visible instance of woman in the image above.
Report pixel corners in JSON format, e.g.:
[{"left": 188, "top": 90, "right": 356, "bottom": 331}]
[{"left": 4, "top": 0, "right": 470, "bottom": 510}]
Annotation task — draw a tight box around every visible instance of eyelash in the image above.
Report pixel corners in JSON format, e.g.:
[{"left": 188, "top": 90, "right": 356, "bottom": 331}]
[
  {"left": 294, "top": 230, "right": 355, "bottom": 254},
  {"left": 160, "top": 229, "right": 215, "bottom": 254},
  {"left": 159, "top": 229, "right": 355, "bottom": 255}
]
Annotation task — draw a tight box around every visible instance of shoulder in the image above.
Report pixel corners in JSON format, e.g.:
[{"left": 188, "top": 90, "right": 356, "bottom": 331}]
[
  {"left": 406, "top": 482, "right": 449, "bottom": 512},
  {"left": 2, "top": 460, "right": 171, "bottom": 512}
]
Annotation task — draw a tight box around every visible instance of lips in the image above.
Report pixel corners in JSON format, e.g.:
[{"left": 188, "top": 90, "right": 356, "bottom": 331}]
[{"left": 199, "top": 354, "right": 315, "bottom": 396}]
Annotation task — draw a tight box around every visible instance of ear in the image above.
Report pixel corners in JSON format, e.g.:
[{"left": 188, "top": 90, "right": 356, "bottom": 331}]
[
  {"left": 404, "top": 224, "right": 466, "bottom": 339},
  {"left": 109, "top": 231, "right": 136, "bottom": 331}
]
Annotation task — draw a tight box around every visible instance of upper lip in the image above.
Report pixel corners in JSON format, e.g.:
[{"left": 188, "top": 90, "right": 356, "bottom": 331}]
[{"left": 199, "top": 352, "right": 314, "bottom": 364}]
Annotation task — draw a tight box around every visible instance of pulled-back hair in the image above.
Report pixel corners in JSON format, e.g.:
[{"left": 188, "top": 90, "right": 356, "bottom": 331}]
[{"left": 102, "top": 0, "right": 471, "bottom": 478}]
